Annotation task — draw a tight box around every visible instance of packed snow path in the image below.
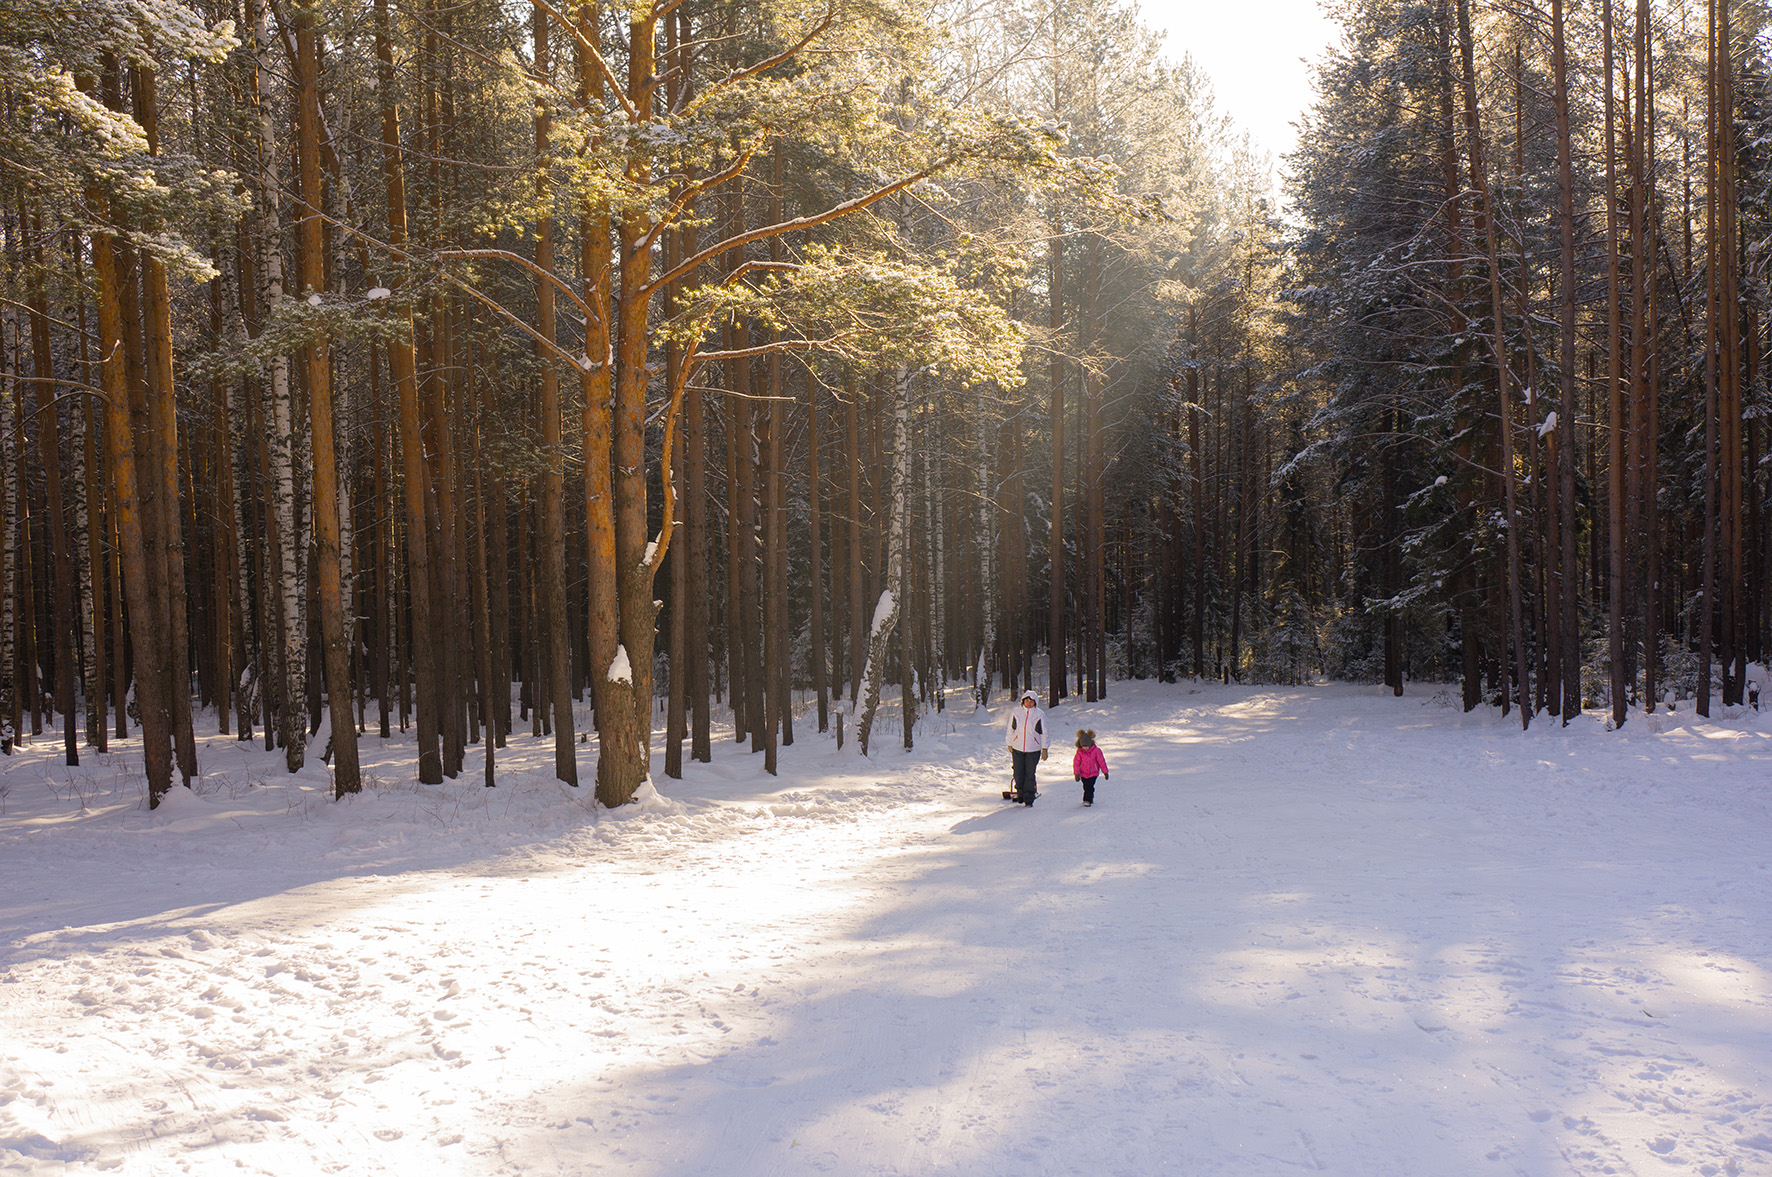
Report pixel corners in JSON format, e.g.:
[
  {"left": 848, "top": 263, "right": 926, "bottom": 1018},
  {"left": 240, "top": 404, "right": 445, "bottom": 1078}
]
[{"left": 2, "top": 681, "right": 1770, "bottom": 1176}]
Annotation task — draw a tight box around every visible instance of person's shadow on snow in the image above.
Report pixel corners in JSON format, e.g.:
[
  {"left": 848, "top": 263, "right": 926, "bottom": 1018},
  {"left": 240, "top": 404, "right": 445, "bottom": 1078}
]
[{"left": 949, "top": 810, "right": 1033, "bottom": 835}]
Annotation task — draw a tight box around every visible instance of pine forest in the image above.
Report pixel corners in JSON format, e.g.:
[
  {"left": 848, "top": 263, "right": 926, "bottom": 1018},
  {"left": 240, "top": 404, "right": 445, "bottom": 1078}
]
[{"left": 3, "top": 0, "right": 1770, "bottom": 806}]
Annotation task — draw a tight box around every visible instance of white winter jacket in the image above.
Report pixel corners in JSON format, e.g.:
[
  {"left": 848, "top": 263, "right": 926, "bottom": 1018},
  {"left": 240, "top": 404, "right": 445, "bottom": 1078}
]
[{"left": 1005, "top": 702, "right": 1049, "bottom": 752}]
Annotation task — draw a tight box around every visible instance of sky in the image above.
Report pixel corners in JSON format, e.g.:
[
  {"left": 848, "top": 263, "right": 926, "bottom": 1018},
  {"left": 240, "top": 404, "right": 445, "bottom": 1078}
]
[{"left": 1138, "top": 0, "right": 1343, "bottom": 179}]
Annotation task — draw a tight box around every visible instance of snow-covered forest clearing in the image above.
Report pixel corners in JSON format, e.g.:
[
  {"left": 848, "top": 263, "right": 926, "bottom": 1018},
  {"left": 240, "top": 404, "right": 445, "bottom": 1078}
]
[
  {"left": 9, "top": 0, "right": 1772, "bottom": 1169},
  {"left": 3, "top": 681, "right": 1770, "bottom": 1176}
]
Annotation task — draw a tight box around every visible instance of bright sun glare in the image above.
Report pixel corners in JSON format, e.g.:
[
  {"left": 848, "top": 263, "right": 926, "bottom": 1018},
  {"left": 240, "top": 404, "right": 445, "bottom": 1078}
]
[{"left": 1138, "top": 0, "right": 1341, "bottom": 186}]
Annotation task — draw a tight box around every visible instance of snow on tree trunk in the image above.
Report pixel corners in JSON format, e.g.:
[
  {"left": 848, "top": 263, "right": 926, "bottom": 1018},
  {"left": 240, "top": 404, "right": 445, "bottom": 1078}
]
[{"left": 856, "top": 367, "right": 912, "bottom": 756}]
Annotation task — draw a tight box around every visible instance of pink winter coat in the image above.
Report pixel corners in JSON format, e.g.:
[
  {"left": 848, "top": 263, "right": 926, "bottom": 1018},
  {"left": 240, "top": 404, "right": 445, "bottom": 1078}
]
[{"left": 1072, "top": 745, "right": 1108, "bottom": 779}]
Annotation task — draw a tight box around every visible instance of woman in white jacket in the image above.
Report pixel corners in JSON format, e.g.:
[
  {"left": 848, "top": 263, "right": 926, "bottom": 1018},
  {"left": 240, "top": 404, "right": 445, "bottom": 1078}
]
[{"left": 1004, "top": 690, "right": 1049, "bottom": 805}]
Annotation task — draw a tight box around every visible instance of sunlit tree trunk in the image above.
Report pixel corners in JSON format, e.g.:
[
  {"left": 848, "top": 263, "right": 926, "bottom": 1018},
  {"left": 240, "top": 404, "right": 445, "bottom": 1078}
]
[
  {"left": 574, "top": 1, "right": 626, "bottom": 804},
  {"left": 847, "top": 382, "right": 865, "bottom": 706},
  {"left": 974, "top": 398, "right": 997, "bottom": 708},
  {"left": 294, "top": 0, "right": 359, "bottom": 794},
  {"left": 858, "top": 368, "right": 912, "bottom": 756},
  {"left": 808, "top": 368, "right": 829, "bottom": 732},
  {"left": 251, "top": 0, "right": 304, "bottom": 768},
  {"left": 133, "top": 65, "right": 198, "bottom": 781},
  {"left": 373, "top": 0, "right": 442, "bottom": 782},
  {"left": 88, "top": 124, "right": 172, "bottom": 800}
]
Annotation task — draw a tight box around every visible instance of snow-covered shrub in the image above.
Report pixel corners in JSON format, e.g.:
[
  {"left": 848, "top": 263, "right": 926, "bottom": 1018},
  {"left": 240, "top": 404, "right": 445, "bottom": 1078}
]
[
  {"left": 1579, "top": 634, "right": 1612, "bottom": 709},
  {"left": 1571, "top": 631, "right": 1719, "bottom": 711},
  {"left": 1324, "top": 609, "right": 1386, "bottom": 684},
  {"left": 1658, "top": 635, "right": 1701, "bottom": 705},
  {"left": 1321, "top": 600, "right": 1447, "bottom": 686},
  {"left": 1249, "top": 590, "right": 1323, "bottom": 684}
]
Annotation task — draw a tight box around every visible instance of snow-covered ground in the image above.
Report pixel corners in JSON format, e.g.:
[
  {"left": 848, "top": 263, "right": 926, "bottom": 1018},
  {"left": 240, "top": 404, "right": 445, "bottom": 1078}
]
[{"left": 2, "top": 680, "right": 1770, "bottom": 1177}]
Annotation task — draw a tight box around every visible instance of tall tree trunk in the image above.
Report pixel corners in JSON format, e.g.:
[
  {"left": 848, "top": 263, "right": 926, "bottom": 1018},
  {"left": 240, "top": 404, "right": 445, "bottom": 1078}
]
[
  {"left": 929, "top": 385, "right": 946, "bottom": 710},
  {"left": 10, "top": 323, "right": 34, "bottom": 743},
  {"left": 78, "top": 274, "right": 108, "bottom": 750},
  {"left": 24, "top": 207, "right": 77, "bottom": 764},
  {"left": 575, "top": 1, "right": 627, "bottom": 805},
  {"left": 1604, "top": 0, "right": 1628, "bottom": 728},
  {"left": 1457, "top": 0, "right": 1530, "bottom": 727},
  {"left": 374, "top": 0, "right": 442, "bottom": 782},
  {"left": 1048, "top": 233, "right": 1065, "bottom": 708},
  {"left": 663, "top": 160, "right": 687, "bottom": 777},
  {"left": 725, "top": 371, "right": 748, "bottom": 737},
  {"left": 1, "top": 284, "right": 14, "bottom": 751},
  {"left": 1643, "top": 50, "right": 1661, "bottom": 712},
  {"left": 294, "top": 0, "right": 359, "bottom": 794},
  {"left": 808, "top": 366, "right": 829, "bottom": 732},
  {"left": 857, "top": 368, "right": 912, "bottom": 756},
  {"left": 1084, "top": 234, "right": 1106, "bottom": 701},
  {"left": 735, "top": 377, "right": 764, "bottom": 753},
  {"left": 683, "top": 288, "right": 710, "bottom": 759},
  {"left": 1718, "top": 0, "right": 1743, "bottom": 707},
  {"left": 472, "top": 412, "right": 496, "bottom": 787},
  {"left": 1628, "top": 0, "right": 1650, "bottom": 712},
  {"left": 1698, "top": 0, "right": 1721, "bottom": 718},
  {"left": 975, "top": 397, "right": 997, "bottom": 707},
  {"left": 599, "top": 1, "right": 665, "bottom": 804},
  {"left": 250, "top": 0, "right": 304, "bottom": 769},
  {"left": 847, "top": 383, "right": 865, "bottom": 705},
  {"left": 760, "top": 155, "right": 785, "bottom": 774},
  {"left": 761, "top": 358, "right": 782, "bottom": 774},
  {"left": 135, "top": 66, "right": 198, "bottom": 782},
  {"left": 1552, "top": 0, "right": 1582, "bottom": 722},
  {"left": 87, "top": 111, "right": 172, "bottom": 800},
  {"left": 207, "top": 264, "right": 232, "bottom": 736},
  {"left": 670, "top": 9, "right": 711, "bottom": 765},
  {"left": 533, "top": 3, "right": 577, "bottom": 784},
  {"left": 1188, "top": 357, "right": 1205, "bottom": 679}
]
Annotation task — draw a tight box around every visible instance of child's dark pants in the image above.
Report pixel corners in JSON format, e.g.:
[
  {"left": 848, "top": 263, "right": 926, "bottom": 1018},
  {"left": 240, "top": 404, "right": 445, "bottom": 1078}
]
[{"left": 1080, "top": 775, "right": 1098, "bottom": 805}]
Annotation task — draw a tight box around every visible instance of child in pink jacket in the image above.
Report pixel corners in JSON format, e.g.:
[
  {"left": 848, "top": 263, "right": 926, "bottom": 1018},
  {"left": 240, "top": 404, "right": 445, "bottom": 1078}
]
[{"left": 1072, "top": 729, "right": 1109, "bottom": 807}]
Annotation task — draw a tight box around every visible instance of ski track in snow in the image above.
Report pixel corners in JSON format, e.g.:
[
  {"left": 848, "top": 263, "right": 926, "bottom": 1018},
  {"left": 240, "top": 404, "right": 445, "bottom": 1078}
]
[{"left": 1, "top": 681, "right": 1770, "bottom": 1176}]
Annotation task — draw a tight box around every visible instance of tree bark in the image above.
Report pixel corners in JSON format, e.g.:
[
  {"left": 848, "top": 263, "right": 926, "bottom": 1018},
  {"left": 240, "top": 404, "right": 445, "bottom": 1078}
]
[
  {"left": 857, "top": 368, "right": 912, "bottom": 756},
  {"left": 294, "top": 0, "right": 360, "bottom": 794},
  {"left": 533, "top": 2, "right": 578, "bottom": 784},
  {"left": 808, "top": 366, "right": 829, "bottom": 731},
  {"left": 1048, "top": 233, "right": 1066, "bottom": 708},
  {"left": 373, "top": 0, "right": 442, "bottom": 783},
  {"left": 23, "top": 205, "right": 78, "bottom": 764},
  {"left": 1552, "top": 0, "right": 1583, "bottom": 722},
  {"left": 88, "top": 148, "right": 173, "bottom": 801},
  {"left": 1604, "top": 0, "right": 1628, "bottom": 727},
  {"left": 1457, "top": 0, "right": 1530, "bottom": 727}
]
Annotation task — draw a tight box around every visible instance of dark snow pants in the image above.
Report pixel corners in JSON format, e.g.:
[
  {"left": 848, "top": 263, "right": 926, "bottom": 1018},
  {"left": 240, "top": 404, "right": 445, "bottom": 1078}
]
[
  {"left": 1080, "top": 775, "right": 1098, "bottom": 805},
  {"left": 1011, "top": 749, "right": 1041, "bottom": 802}
]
